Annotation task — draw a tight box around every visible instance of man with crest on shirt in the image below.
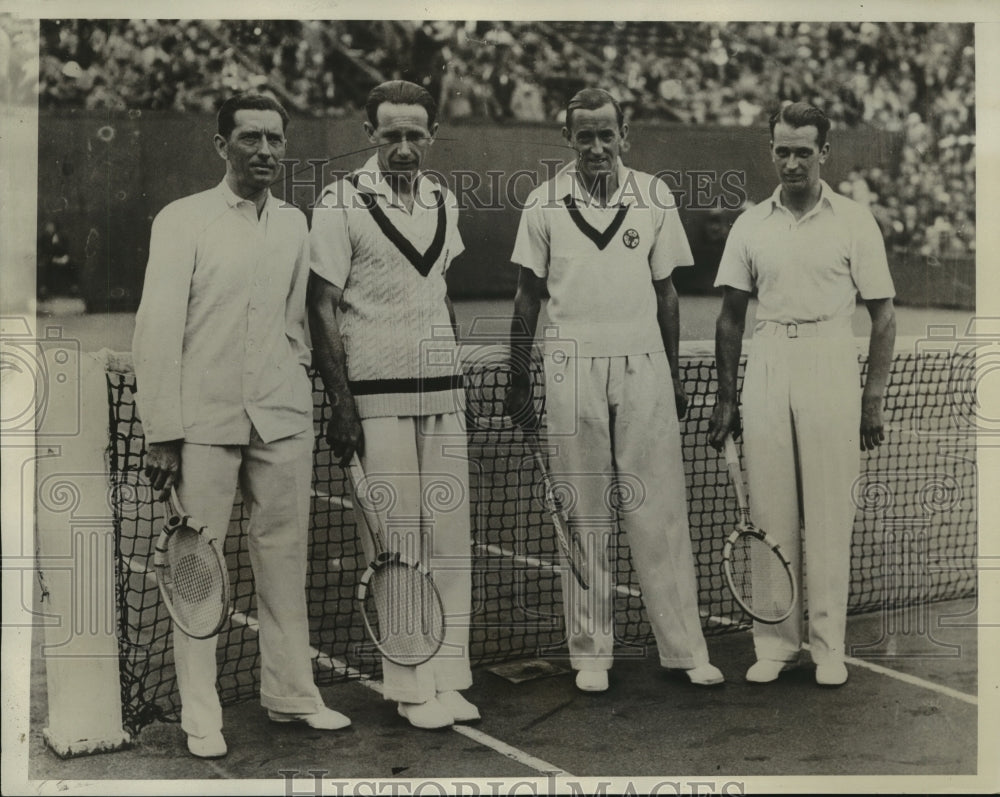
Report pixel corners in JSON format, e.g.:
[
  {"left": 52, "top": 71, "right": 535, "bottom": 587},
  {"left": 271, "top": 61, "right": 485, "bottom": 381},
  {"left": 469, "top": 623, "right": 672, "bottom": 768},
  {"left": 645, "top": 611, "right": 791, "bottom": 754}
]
[{"left": 504, "top": 87, "right": 724, "bottom": 694}]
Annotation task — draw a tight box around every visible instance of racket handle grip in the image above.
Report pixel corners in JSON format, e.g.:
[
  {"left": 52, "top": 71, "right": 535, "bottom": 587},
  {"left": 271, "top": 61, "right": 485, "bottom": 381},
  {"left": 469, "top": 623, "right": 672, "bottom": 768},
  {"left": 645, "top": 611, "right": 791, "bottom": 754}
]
[
  {"left": 347, "top": 453, "right": 367, "bottom": 493},
  {"left": 347, "top": 454, "right": 389, "bottom": 555},
  {"left": 723, "top": 435, "right": 750, "bottom": 511},
  {"left": 167, "top": 486, "right": 185, "bottom": 518},
  {"left": 722, "top": 435, "right": 740, "bottom": 468}
]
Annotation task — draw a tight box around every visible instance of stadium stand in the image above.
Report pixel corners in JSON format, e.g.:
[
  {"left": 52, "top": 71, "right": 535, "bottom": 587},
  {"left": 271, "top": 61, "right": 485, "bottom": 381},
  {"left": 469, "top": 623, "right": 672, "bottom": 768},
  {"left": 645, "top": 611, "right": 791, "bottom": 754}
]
[{"left": 35, "top": 19, "right": 974, "bottom": 266}]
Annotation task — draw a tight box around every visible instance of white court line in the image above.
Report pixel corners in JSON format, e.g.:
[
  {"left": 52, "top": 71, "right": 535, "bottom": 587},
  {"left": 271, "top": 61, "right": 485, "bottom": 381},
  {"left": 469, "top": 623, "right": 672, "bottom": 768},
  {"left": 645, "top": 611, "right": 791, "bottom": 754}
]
[
  {"left": 477, "top": 542, "right": 563, "bottom": 575},
  {"left": 230, "top": 610, "right": 379, "bottom": 687},
  {"left": 841, "top": 654, "right": 977, "bottom": 706},
  {"left": 230, "top": 610, "right": 571, "bottom": 776},
  {"left": 802, "top": 643, "right": 977, "bottom": 706},
  {"left": 133, "top": 538, "right": 739, "bottom": 629},
  {"left": 451, "top": 725, "right": 569, "bottom": 775},
  {"left": 123, "top": 557, "right": 376, "bottom": 689},
  {"left": 701, "top": 611, "right": 742, "bottom": 628},
  {"left": 477, "top": 542, "right": 741, "bottom": 628},
  {"left": 122, "top": 554, "right": 152, "bottom": 578},
  {"left": 312, "top": 488, "right": 353, "bottom": 510}
]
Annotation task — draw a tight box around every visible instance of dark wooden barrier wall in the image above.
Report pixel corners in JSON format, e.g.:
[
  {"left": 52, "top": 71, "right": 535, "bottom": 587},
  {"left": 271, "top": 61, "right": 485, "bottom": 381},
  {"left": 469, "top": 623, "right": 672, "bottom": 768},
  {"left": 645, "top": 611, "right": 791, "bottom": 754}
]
[{"left": 38, "top": 110, "right": 968, "bottom": 312}]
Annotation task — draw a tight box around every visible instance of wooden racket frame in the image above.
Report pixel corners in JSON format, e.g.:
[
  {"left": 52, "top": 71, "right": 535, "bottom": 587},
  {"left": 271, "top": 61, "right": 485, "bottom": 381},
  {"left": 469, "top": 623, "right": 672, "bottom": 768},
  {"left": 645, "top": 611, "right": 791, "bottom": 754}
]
[
  {"left": 346, "top": 454, "right": 446, "bottom": 665},
  {"left": 524, "top": 432, "right": 590, "bottom": 591},
  {"left": 721, "top": 436, "right": 797, "bottom": 624},
  {"left": 153, "top": 487, "right": 230, "bottom": 639}
]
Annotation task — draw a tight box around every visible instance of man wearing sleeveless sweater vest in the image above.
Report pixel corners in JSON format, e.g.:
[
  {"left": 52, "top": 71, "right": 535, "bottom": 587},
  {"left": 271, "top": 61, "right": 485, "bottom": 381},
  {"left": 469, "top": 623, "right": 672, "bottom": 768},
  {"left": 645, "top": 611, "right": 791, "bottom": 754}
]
[
  {"left": 308, "top": 80, "right": 478, "bottom": 730},
  {"left": 505, "top": 88, "right": 724, "bottom": 693}
]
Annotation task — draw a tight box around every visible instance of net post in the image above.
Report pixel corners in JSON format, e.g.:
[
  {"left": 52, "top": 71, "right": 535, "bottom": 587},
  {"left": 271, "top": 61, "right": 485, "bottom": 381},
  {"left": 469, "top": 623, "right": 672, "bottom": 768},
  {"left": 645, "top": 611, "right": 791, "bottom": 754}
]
[{"left": 36, "top": 347, "right": 131, "bottom": 757}]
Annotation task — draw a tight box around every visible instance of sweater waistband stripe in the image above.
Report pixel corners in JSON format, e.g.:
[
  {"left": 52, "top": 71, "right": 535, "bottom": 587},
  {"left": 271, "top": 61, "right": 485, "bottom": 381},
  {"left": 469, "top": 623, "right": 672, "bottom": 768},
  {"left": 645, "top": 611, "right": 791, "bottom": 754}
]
[{"left": 348, "top": 375, "right": 464, "bottom": 396}]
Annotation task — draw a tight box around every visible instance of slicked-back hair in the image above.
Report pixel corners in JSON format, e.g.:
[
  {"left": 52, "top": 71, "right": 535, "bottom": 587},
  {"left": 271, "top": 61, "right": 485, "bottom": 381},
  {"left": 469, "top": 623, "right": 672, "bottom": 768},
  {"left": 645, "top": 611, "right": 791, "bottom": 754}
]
[
  {"left": 769, "top": 101, "right": 831, "bottom": 148},
  {"left": 365, "top": 80, "right": 438, "bottom": 129},
  {"left": 217, "top": 92, "right": 290, "bottom": 140},
  {"left": 565, "top": 88, "right": 625, "bottom": 132}
]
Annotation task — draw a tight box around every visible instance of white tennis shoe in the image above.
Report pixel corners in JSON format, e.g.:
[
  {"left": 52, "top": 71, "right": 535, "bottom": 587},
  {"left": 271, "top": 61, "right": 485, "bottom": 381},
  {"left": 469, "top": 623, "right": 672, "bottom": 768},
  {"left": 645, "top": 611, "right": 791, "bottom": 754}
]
[
  {"left": 745, "top": 659, "right": 794, "bottom": 683},
  {"left": 437, "top": 690, "right": 481, "bottom": 723},
  {"left": 397, "top": 698, "right": 454, "bottom": 729},
  {"left": 575, "top": 670, "right": 609, "bottom": 692},
  {"left": 815, "top": 661, "right": 848, "bottom": 687},
  {"left": 268, "top": 706, "right": 352, "bottom": 730},
  {"left": 186, "top": 730, "right": 227, "bottom": 758},
  {"left": 685, "top": 663, "right": 725, "bottom": 686}
]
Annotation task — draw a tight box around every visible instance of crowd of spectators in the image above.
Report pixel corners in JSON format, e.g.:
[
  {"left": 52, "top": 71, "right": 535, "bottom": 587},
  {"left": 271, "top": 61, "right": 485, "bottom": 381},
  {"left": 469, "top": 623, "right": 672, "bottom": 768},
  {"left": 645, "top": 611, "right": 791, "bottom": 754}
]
[{"left": 34, "top": 18, "right": 975, "bottom": 258}]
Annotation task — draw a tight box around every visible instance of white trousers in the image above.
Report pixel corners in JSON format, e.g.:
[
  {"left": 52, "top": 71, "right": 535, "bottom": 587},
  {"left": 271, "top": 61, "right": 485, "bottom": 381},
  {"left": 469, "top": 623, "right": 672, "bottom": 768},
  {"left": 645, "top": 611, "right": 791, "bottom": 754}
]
[
  {"left": 545, "top": 351, "right": 711, "bottom": 671},
  {"left": 358, "top": 413, "right": 473, "bottom": 703},
  {"left": 742, "top": 331, "right": 862, "bottom": 665},
  {"left": 174, "top": 427, "right": 324, "bottom": 739}
]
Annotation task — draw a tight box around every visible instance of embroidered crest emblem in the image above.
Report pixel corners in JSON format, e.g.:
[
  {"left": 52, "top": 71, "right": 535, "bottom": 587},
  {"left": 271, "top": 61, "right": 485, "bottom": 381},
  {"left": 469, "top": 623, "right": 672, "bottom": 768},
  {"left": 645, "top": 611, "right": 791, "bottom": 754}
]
[{"left": 622, "top": 228, "right": 640, "bottom": 249}]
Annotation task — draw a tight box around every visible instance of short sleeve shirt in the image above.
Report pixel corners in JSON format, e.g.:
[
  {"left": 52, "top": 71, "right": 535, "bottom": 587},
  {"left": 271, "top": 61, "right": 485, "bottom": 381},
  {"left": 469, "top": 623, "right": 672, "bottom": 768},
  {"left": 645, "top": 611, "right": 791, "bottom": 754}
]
[
  {"left": 511, "top": 161, "right": 693, "bottom": 357},
  {"left": 715, "top": 181, "right": 894, "bottom": 323}
]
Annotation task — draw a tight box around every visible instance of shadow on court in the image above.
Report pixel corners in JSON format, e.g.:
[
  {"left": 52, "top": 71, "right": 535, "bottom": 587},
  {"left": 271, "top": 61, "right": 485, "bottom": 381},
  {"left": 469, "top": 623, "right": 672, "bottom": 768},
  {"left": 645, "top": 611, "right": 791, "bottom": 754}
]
[{"left": 28, "top": 598, "right": 977, "bottom": 782}]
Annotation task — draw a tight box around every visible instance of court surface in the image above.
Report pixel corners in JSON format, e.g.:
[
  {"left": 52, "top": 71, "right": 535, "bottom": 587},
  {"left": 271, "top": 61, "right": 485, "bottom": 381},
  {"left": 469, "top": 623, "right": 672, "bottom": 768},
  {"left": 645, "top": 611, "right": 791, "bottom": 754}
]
[
  {"left": 19, "top": 297, "right": 995, "bottom": 793},
  {"left": 27, "top": 597, "right": 980, "bottom": 784}
]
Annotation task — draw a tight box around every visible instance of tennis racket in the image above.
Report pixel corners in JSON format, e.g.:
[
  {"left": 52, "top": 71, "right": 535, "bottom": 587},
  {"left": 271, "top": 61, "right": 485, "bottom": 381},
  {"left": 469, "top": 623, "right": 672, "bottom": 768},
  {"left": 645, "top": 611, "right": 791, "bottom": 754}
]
[
  {"left": 346, "top": 455, "right": 446, "bottom": 666},
  {"left": 721, "top": 435, "right": 797, "bottom": 624},
  {"left": 525, "top": 433, "right": 590, "bottom": 591},
  {"left": 465, "top": 356, "right": 587, "bottom": 589},
  {"left": 153, "top": 488, "right": 230, "bottom": 639}
]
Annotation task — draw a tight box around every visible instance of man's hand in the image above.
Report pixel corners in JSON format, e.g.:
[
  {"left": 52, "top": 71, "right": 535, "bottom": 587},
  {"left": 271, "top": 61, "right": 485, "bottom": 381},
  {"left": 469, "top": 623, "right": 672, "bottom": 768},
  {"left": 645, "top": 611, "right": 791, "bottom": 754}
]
[
  {"left": 672, "top": 375, "right": 689, "bottom": 420},
  {"left": 145, "top": 440, "right": 182, "bottom": 502},
  {"left": 861, "top": 297, "right": 894, "bottom": 452},
  {"left": 708, "top": 399, "right": 742, "bottom": 451},
  {"left": 860, "top": 394, "right": 886, "bottom": 451},
  {"left": 327, "top": 399, "right": 364, "bottom": 466},
  {"left": 504, "top": 376, "right": 539, "bottom": 433},
  {"left": 308, "top": 274, "right": 363, "bottom": 466}
]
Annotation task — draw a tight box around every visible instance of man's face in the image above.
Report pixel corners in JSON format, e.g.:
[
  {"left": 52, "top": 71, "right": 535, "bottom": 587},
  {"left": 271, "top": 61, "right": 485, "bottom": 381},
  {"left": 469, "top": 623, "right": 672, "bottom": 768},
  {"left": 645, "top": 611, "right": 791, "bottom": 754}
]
[
  {"left": 364, "top": 102, "right": 437, "bottom": 181},
  {"left": 563, "top": 104, "right": 628, "bottom": 187},
  {"left": 770, "top": 121, "right": 829, "bottom": 199},
  {"left": 214, "top": 109, "right": 286, "bottom": 197}
]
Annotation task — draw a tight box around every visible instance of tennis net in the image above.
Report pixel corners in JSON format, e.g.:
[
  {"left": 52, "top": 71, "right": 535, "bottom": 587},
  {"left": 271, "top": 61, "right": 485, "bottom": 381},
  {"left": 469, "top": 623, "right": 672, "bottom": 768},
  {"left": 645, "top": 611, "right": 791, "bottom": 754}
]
[{"left": 106, "top": 338, "right": 976, "bottom": 737}]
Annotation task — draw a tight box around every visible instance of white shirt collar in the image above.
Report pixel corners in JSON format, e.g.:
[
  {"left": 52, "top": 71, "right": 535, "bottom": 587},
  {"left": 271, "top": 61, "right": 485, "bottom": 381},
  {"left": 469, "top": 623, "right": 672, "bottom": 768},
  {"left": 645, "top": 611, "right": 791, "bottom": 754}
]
[
  {"left": 767, "top": 179, "right": 837, "bottom": 219},
  {"left": 217, "top": 179, "right": 271, "bottom": 217},
  {"left": 552, "top": 158, "right": 633, "bottom": 206},
  {"left": 353, "top": 155, "right": 442, "bottom": 205}
]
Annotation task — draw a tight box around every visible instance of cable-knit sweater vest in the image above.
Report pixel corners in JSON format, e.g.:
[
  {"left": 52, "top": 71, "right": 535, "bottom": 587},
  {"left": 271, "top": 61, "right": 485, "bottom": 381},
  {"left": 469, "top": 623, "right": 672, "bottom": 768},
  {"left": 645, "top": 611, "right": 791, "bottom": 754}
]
[{"left": 334, "top": 176, "right": 463, "bottom": 419}]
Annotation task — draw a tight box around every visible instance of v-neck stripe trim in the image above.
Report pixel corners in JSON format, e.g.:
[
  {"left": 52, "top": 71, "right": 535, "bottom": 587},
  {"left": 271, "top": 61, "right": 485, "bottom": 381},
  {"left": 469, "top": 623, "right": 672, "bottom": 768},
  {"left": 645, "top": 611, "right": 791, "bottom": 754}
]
[
  {"left": 563, "top": 196, "right": 631, "bottom": 251},
  {"left": 349, "top": 173, "right": 447, "bottom": 277}
]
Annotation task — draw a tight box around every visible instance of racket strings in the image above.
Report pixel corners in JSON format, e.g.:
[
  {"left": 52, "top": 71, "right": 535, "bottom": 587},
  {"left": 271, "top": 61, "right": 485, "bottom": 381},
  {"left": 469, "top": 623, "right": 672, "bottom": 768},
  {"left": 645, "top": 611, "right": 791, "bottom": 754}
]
[
  {"left": 728, "top": 534, "right": 795, "bottom": 622},
  {"left": 161, "top": 528, "right": 227, "bottom": 636},
  {"left": 170, "top": 553, "right": 215, "bottom": 603},
  {"left": 364, "top": 563, "right": 445, "bottom": 663}
]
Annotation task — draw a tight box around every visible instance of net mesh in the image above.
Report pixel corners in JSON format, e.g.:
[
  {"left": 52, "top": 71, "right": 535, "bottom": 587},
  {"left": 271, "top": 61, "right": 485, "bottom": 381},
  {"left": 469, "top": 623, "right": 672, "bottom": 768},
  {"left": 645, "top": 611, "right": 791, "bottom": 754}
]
[{"left": 106, "top": 340, "right": 977, "bottom": 737}]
